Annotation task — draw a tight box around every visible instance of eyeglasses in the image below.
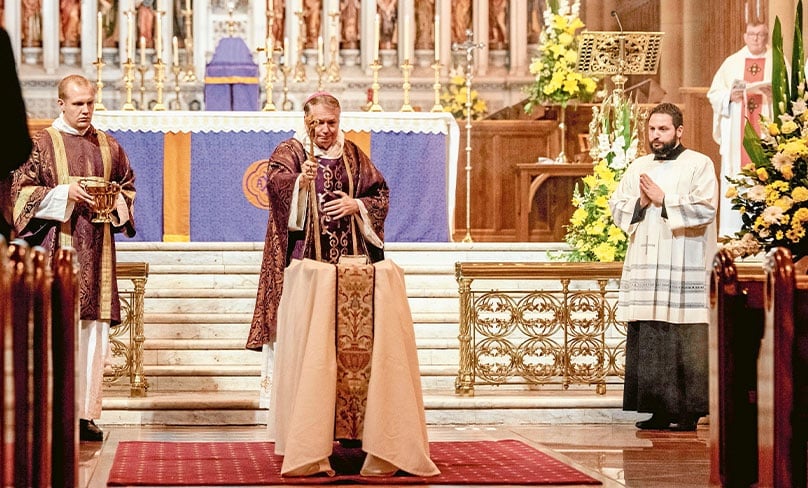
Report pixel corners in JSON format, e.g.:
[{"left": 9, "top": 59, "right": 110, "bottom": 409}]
[{"left": 745, "top": 32, "right": 767, "bottom": 39}]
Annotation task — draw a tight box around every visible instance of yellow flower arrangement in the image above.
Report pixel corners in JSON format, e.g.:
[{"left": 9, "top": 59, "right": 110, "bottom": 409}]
[
  {"left": 441, "top": 75, "right": 488, "bottom": 120},
  {"left": 552, "top": 94, "right": 642, "bottom": 262},
  {"left": 723, "top": 3, "right": 808, "bottom": 259},
  {"left": 525, "top": 0, "right": 598, "bottom": 113}
]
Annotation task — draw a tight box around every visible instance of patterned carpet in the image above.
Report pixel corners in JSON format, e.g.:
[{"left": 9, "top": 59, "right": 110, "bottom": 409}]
[{"left": 106, "top": 439, "right": 602, "bottom": 485}]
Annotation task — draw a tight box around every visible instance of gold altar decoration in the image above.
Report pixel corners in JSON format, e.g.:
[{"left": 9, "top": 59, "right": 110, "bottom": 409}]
[
  {"left": 455, "top": 261, "right": 626, "bottom": 396},
  {"left": 104, "top": 262, "right": 149, "bottom": 397}
]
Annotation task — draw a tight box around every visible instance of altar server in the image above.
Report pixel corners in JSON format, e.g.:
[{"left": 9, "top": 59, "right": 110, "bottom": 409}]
[{"left": 609, "top": 102, "right": 718, "bottom": 432}]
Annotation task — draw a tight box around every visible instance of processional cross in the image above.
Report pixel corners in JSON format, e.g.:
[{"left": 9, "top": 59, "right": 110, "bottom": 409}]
[{"left": 451, "top": 29, "right": 485, "bottom": 243}]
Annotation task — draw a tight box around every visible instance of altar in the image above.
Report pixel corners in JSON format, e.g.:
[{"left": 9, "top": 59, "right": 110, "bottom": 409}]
[{"left": 93, "top": 111, "right": 459, "bottom": 243}]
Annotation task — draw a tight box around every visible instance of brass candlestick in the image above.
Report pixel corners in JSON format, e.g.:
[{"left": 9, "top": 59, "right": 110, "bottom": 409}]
[
  {"left": 369, "top": 59, "right": 383, "bottom": 112},
  {"left": 262, "top": 51, "right": 277, "bottom": 111},
  {"left": 152, "top": 60, "right": 166, "bottom": 111},
  {"left": 316, "top": 63, "right": 326, "bottom": 91},
  {"left": 182, "top": 9, "right": 197, "bottom": 82},
  {"left": 280, "top": 63, "right": 293, "bottom": 111},
  {"left": 293, "top": 11, "right": 307, "bottom": 82},
  {"left": 171, "top": 65, "right": 182, "bottom": 110},
  {"left": 430, "top": 60, "right": 443, "bottom": 112},
  {"left": 327, "top": 36, "right": 341, "bottom": 82},
  {"left": 122, "top": 58, "right": 137, "bottom": 111},
  {"left": 93, "top": 58, "right": 106, "bottom": 111},
  {"left": 399, "top": 58, "right": 414, "bottom": 112},
  {"left": 137, "top": 63, "right": 148, "bottom": 110}
]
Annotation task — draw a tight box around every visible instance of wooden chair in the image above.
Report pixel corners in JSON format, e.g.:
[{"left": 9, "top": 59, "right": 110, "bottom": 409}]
[
  {"left": 709, "top": 248, "right": 765, "bottom": 487},
  {"left": 759, "top": 247, "right": 808, "bottom": 487}
]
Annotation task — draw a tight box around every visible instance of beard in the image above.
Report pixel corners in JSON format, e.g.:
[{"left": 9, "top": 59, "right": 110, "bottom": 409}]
[{"left": 651, "top": 138, "right": 678, "bottom": 157}]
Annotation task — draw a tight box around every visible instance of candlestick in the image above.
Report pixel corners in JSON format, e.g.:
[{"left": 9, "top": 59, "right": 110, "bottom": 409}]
[
  {"left": 173, "top": 36, "right": 179, "bottom": 66},
  {"left": 280, "top": 63, "right": 292, "bottom": 111},
  {"left": 93, "top": 58, "right": 106, "bottom": 111},
  {"left": 369, "top": 59, "right": 382, "bottom": 112},
  {"left": 374, "top": 13, "right": 380, "bottom": 61},
  {"left": 122, "top": 58, "right": 136, "bottom": 111},
  {"left": 172, "top": 64, "right": 182, "bottom": 109},
  {"left": 140, "top": 36, "right": 146, "bottom": 66},
  {"left": 400, "top": 58, "right": 413, "bottom": 112},
  {"left": 434, "top": 14, "right": 440, "bottom": 61},
  {"left": 430, "top": 61, "right": 443, "bottom": 112},
  {"left": 97, "top": 12, "right": 103, "bottom": 59}
]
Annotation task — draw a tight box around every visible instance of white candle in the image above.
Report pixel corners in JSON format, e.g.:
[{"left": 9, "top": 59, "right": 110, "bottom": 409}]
[
  {"left": 155, "top": 0, "right": 162, "bottom": 58},
  {"left": 317, "top": 35, "right": 324, "bottom": 65},
  {"left": 172, "top": 35, "right": 179, "bottom": 66},
  {"left": 434, "top": 14, "right": 440, "bottom": 61},
  {"left": 127, "top": 11, "right": 135, "bottom": 61},
  {"left": 283, "top": 36, "right": 290, "bottom": 65},
  {"left": 185, "top": 0, "right": 191, "bottom": 11},
  {"left": 373, "top": 13, "right": 380, "bottom": 61},
  {"left": 139, "top": 36, "right": 146, "bottom": 65},
  {"left": 97, "top": 12, "right": 103, "bottom": 59},
  {"left": 403, "top": 14, "right": 411, "bottom": 60}
]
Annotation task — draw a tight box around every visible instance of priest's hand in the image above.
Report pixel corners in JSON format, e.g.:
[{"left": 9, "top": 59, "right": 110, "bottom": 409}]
[
  {"left": 639, "top": 173, "right": 665, "bottom": 206},
  {"left": 68, "top": 181, "right": 94, "bottom": 205},
  {"left": 323, "top": 190, "right": 359, "bottom": 219},
  {"left": 299, "top": 159, "right": 318, "bottom": 188}
]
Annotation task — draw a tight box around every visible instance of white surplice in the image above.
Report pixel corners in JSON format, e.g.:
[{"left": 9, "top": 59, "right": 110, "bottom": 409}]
[
  {"left": 271, "top": 258, "right": 439, "bottom": 478},
  {"left": 609, "top": 149, "right": 718, "bottom": 325}
]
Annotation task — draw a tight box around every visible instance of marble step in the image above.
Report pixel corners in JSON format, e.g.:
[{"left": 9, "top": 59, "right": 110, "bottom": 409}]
[{"left": 98, "top": 389, "right": 631, "bottom": 427}]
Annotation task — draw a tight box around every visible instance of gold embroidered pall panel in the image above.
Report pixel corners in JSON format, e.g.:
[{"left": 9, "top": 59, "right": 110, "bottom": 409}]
[{"left": 334, "top": 263, "right": 375, "bottom": 440}]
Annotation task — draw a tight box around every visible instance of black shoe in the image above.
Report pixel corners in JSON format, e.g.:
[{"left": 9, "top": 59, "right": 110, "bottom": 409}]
[
  {"left": 670, "top": 416, "right": 699, "bottom": 432},
  {"left": 338, "top": 439, "right": 362, "bottom": 448},
  {"left": 80, "top": 418, "right": 104, "bottom": 442},
  {"left": 635, "top": 414, "right": 671, "bottom": 430}
]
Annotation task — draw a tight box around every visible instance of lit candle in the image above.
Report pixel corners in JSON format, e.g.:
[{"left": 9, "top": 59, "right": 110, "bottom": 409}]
[
  {"left": 139, "top": 36, "right": 146, "bottom": 65},
  {"left": 172, "top": 35, "right": 179, "bottom": 66},
  {"left": 283, "top": 36, "right": 290, "bottom": 65},
  {"left": 317, "top": 35, "right": 324, "bottom": 65},
  {"left": 97, "top": 12, "right": 103, "bottom": 59},
  {"left": 434, "top": 14, "right": 440, "bottom": 61},
  {"left": 373, "top": 13, "right": 380, "bottom": 61}
]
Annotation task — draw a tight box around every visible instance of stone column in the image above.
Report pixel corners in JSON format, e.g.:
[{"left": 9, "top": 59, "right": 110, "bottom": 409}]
[
  {"left": 360, "top": 0, "right": 375, "bottom": 70},
  {"left": 436, "top": 0, "right": 451, "bottom": 74},
  {"left": 81, "top": 0, "right": 100, "bottom": 70},
  {"left": 42, "top": 0, "right": 59, "bottom": 74},
  {"left": 509, "top": 0, "right": 528, "bottom": 75},
  {"left": 472, "top": 0, "right": 488, "bottom": 75},
  {"left": 322, "top": 0, "right": 340, "bottom": 65},
  {"left": 398, "top": 0, "right": 414, "bottom": 65},
  {"left": 5, "top": 0, "right": 21, "bottom": 64},
  {"left": 193, "top": 0, "right": 207, "bottom": 82}
]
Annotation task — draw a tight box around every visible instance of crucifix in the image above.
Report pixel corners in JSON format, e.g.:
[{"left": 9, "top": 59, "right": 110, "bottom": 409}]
[{"left": 451, "top": 29, "right": 485, "bottom": 243}]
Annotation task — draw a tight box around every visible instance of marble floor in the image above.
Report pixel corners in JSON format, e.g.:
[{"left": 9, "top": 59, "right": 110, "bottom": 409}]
[{"left": 79, "top": 423, "right": 712, "bottom": 487}]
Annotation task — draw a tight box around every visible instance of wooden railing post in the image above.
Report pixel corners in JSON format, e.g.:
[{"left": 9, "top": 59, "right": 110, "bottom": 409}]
[{"left": 454, "top": 262, "right": 475, "bottom": 396}]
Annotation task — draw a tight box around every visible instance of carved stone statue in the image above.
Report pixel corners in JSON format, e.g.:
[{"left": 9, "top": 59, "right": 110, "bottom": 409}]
[
  {"left": 527, "top": 0, "right": 542, "bottom": 44},
  {"left": 270, "top": 0, "right": 285, "bottom": 46},
  {"left": 378, "top": 0, "right": 397, "bottom": 50},
  {"left": 59, "top": 0, "right": 81, "bottom": 47},
  {"left": 415, "top": 0, "right": 434, "bottom": 50},
  {"left": 340, "top": 0, "right": 360, "bottom": 49},
  {"left": 22, "top": 0, "right": 42, "bottom": 47},
  {"left": 489, "top": 0, "right": 507, "bottom": 49},
  {"left": 137, "top": 0, "right": 156, "bottom": 48},
  {"left": 451, "top": 0, "right": 470, "bottom": 44},
  {"left": 100, "top": 0, "right": 119, "bottom": 48},
  {"left": 304, "top": 0, "right": 321, "bottom": 50}
]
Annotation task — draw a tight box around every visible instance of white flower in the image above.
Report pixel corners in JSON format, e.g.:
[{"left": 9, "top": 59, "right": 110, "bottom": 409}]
[
  {"left": 745, "top": 184, "right": 767, "bottom": 202},
  {"left": 762, "top": 205, "right": 785, "bottom": 224}
]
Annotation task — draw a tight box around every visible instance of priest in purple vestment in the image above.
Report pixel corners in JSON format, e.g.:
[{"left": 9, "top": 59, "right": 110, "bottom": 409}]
[
  {"left": 247, "top": 92, "right": 389, "bottom": 349},
  {"left": 11, "top": 74, "right": 136, "bottom": 442}
]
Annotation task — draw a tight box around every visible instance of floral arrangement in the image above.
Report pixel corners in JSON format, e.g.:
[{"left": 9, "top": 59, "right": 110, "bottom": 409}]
[
  {"left": 723, "top": 2, "right": 808, "bottom": 260},
  {"left": 524, "top": 0, "right": 598, "bottom": 113},
  {"left": 441, "top": 75, "right": 488, "bottom": 120},
  {"left": 552, "top": 94, "right": 642, "bottom": 262}
]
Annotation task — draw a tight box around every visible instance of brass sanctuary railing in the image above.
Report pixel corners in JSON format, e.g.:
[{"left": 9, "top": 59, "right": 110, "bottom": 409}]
[
  {"left": 455, "top": 261, "right": 626, "bottom": 395},
  {"left": 104, "top": 261, "right": 149, "bottom": 397}
]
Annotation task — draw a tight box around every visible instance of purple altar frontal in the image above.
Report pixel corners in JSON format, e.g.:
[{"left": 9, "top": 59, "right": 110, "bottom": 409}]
[{"left": 93, "top": 111, "right": 459, "bottom": 243}]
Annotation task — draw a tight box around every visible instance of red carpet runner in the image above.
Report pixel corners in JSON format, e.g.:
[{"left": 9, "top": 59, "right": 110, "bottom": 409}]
[{"left": 107, "top": 439, "right": 601, "bottom": 485}]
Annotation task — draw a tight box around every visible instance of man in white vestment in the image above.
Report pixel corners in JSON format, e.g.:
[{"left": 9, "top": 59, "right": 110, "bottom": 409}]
[
  {"left": 707, "top": 21, "right": 772, "bottom": 237},
  {"left": 609, "top": 103, "right": 718, "bottom": 432}
]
